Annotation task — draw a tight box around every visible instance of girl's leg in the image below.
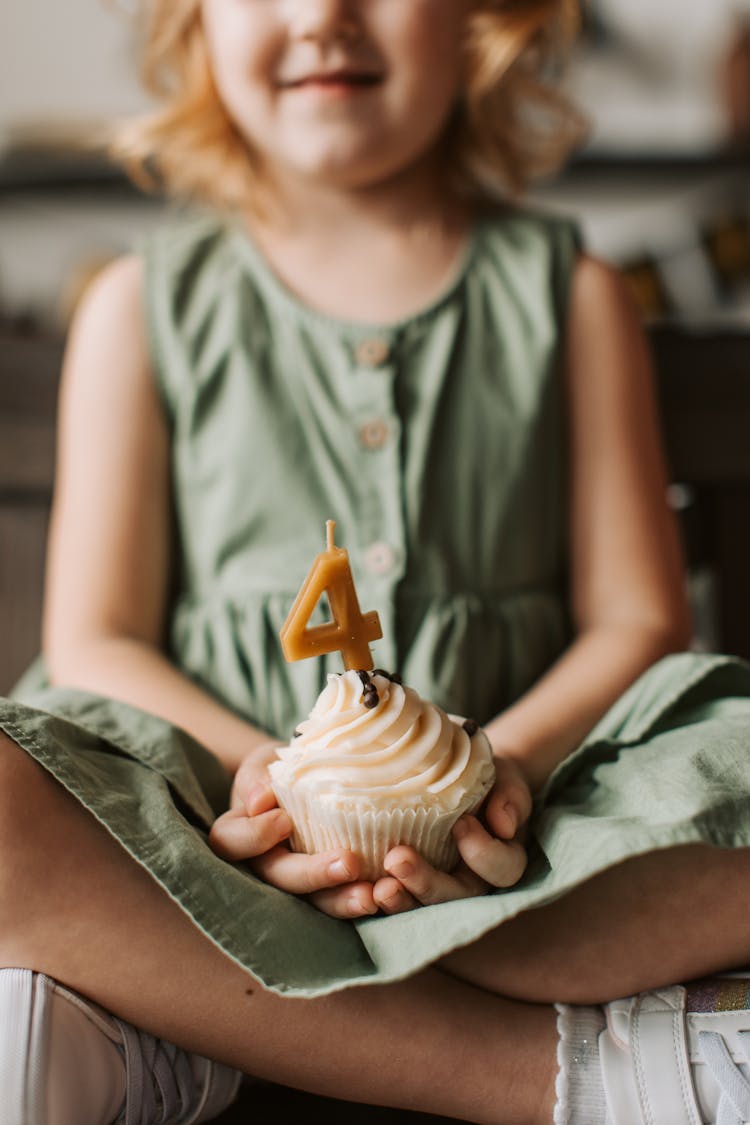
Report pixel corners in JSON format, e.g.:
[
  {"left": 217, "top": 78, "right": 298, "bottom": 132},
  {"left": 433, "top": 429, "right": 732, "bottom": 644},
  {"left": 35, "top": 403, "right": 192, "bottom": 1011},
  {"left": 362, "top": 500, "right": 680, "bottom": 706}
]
[
  {"left": 439, "top": 844, "right": 750, "bottom": 1003},
  {"left": 0, "top": 733, "right": 556, "bottom": 1125}
]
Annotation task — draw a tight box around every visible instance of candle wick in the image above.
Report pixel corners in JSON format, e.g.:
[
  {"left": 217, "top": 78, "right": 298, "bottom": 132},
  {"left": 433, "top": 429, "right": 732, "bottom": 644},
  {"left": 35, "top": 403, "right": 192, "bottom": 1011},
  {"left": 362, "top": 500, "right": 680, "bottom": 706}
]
[{"left": 326, "top": 519, "right": 336, "bottom": 551}]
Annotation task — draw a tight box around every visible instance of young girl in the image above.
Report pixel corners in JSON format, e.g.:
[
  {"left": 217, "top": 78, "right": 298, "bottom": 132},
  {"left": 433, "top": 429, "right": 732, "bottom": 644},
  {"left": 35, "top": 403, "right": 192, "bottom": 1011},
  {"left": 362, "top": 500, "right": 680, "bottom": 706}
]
[{"left": 1, "top": 1, "right": 749, "bottom": 1123}]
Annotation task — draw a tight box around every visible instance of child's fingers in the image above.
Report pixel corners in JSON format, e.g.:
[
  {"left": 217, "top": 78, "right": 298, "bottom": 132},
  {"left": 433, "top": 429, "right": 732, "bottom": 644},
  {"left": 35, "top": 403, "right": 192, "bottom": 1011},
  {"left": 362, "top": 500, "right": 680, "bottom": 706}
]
[
  {"left": 251, "top": 845, "right": 362, "bottom": 896},
  {"left": 209, "top": 805, "right": 291, "bottom": 860},
  {"left": 372, "top": 876, "right": 418, "bottom": 915},
  {"left": 484, "top": 794, "right": 531, "bottom": 841},
  {"left": 453, "top": 815, "right": 527, "bottom": 887},
  {"left": 241, "top": 782, "right": 278, "bottom": 816},
  {"left": 484, "top": 762, "right": 533, "bottom": 840},
  {"left": 486, "top": 800, "right": 517, "bottom": 840},
  {"left": 309, "top": 883, "right": 379, "bottom": 919},
  {"left": 383, "top": 846, "right": 486, "bottom": 906},
  {"left": 230, "top": 774, "right": 276, "bottom": 813},
  {"left": 229, "top": 743, "right": 284, "bottom": 810}
]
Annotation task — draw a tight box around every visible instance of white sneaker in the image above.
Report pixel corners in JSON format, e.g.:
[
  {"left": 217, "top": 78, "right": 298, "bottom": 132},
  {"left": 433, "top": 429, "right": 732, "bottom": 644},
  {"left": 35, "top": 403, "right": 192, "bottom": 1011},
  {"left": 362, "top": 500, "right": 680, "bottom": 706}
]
[
  {"left": 0, "top": 968, "right": 243, "bottom": 1125},
  {"left": 600, "top": 976, "right": 750, "bottom": 1124}
]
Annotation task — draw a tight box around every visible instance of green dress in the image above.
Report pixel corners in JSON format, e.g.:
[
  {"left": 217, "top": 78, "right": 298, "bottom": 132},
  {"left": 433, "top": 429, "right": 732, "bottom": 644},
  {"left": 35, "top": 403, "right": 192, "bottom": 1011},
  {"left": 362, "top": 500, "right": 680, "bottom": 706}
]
[{"left": 3, "top": 209, "right": 749, "bottom": 997}]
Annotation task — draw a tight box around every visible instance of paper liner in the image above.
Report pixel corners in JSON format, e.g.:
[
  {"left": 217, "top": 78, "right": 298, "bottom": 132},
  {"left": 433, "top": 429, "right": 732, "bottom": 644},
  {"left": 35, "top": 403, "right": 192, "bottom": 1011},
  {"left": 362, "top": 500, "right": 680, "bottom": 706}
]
[{"left": 271, "top": 780, "right": 492, "bottom": 882}]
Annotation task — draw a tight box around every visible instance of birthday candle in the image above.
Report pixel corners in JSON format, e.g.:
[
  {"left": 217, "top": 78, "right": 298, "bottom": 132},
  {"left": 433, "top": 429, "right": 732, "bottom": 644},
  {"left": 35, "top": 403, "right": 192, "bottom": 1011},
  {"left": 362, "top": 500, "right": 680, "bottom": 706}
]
[{"left": 280, "top": 521, "right": 383, "bottom": 671}]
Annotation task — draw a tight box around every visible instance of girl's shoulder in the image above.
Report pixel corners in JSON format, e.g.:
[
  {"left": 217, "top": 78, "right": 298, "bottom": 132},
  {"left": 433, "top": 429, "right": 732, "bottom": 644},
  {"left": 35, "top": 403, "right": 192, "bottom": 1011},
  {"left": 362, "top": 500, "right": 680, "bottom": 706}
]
[
  {"left": 138, "top": 211, "right": 249, "bottom": 402},
  {"left": 68, "top": 254, "right": 148, "bottom": 363},
  {"left": 473, "top": 203, "right": 582, "bottom": 263},
  {"left": 470, "top": 203, "right": 583, "bottom": 320},
  {"left": 140, "top": 210, "right": 237, "bottom": 285}
]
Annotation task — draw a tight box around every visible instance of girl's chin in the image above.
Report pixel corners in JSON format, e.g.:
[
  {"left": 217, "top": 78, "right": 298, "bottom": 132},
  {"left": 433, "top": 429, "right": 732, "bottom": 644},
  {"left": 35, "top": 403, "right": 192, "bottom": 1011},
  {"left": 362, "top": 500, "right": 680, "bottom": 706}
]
[
  {"left": 267, "top": 139, "right": 442, "bottom": 197},
  {"left": 273, "top": 154, "right": 411, "bottom": 194}
]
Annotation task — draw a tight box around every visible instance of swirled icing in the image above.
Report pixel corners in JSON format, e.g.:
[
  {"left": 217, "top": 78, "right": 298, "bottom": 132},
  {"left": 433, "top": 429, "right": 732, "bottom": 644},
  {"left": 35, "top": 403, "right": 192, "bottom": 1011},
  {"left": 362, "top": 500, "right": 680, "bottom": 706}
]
[{"left": 269, "top": 671, "right": 495, "bottom": 810}]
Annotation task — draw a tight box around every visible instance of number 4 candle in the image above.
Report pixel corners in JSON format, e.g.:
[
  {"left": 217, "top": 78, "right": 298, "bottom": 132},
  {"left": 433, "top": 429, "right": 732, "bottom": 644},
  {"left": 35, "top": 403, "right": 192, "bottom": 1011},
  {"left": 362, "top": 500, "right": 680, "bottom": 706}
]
[{"left": 280, "top": 521, "right": 383, "bottom": 671}]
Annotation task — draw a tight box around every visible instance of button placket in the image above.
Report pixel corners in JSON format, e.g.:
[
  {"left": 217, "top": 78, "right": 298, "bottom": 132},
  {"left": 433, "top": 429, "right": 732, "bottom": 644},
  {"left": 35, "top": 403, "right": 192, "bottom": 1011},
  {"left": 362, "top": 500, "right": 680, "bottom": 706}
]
[
  {"left": 364, "top": 540, "right": 397, "bottom": 577},
  {"left": 358, "top": 417, "right": 390, "bottom": 451},
  {"left": 353, "top": 336, "right": 391, "bottom": 369},
  {"left": 346, "top": 332, "right": 405, "bottom": 672}
]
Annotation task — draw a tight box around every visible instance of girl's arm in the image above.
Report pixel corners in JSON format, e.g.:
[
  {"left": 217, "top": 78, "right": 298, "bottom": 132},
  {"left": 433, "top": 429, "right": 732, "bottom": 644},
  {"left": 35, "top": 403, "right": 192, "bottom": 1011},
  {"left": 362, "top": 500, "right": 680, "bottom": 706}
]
[
  {"left": 43, "top": 256, "right": 280, "bottom": 776},
  {"left": 484, "top": 253, "right": 692, "bottom": 792}
]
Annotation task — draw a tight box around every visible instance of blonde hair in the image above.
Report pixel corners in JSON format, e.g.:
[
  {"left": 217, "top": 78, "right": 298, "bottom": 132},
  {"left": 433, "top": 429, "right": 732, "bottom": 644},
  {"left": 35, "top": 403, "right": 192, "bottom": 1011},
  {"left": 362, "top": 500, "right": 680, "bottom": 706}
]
[{"left": 113, "top": 0, "right": 587, "bottom": 210}]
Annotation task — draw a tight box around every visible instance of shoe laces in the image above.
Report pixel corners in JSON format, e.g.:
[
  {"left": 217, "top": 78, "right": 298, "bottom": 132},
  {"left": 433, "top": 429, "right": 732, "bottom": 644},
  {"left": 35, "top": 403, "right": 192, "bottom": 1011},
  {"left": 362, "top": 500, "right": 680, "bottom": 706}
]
[
  {"left": 113, "top": 1018, "right": 204, "bottom": 1125},
  {"left": 698, "top": 1029, "right": 750, "bottom": 1125}
]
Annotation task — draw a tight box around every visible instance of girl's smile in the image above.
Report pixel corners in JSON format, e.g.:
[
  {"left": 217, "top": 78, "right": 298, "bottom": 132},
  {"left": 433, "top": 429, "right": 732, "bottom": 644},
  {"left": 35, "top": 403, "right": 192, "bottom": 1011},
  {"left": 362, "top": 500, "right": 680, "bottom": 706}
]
[
  {"left": 201, "top": 0, "right": 468, "bottom": 192},
  {"left": 276, "top": 66, "right": 385, "bottom": 105}
]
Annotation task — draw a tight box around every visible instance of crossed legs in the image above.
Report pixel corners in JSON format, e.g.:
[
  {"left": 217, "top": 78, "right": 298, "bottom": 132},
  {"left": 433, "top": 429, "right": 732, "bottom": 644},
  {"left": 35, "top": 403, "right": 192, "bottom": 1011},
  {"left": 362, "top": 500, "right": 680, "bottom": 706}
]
[
  {"left": 1, "top": 730, "right": 749, "bottom": 1125},
  {"left": 440, "top": 842, "right": 750, "bottom": 1003},
  {"left": 0, "top": 732, "right": 557, "bottom": 1125}
]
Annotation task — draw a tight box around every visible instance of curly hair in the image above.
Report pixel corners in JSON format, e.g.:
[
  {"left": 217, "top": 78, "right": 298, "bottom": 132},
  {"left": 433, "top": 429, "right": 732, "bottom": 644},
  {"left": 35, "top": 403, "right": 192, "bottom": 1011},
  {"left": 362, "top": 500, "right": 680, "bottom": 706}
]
[{"left": 112, "top": 0, "right": 587, "bottom": 210}]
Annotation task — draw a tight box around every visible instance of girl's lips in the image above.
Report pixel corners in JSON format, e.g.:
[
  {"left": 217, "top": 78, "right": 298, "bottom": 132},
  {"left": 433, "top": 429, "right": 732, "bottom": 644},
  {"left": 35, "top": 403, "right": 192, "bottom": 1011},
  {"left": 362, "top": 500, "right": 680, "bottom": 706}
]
[{"left": 281, "top": 72, "right": 382, "bottom": 91}]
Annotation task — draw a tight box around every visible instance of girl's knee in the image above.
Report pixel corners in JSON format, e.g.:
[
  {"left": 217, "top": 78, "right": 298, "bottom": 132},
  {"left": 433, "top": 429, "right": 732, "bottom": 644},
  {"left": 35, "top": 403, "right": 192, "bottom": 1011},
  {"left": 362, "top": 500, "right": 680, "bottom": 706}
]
[
  {"left": 0, "top": 732, "right": 55, "bottom": 956},
  {"left": 0, "top": 731, "right": 46, "bottom": 826},
  {"left": 0, "top": 728, "right": 36, "bottom": 819}
]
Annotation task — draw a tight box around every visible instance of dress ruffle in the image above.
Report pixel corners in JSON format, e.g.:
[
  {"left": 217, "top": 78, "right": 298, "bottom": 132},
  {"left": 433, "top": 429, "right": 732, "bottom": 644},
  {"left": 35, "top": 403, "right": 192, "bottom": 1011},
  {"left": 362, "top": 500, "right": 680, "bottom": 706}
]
[{"left": 169, "top": 586, "right": 570, "bottom": 737}]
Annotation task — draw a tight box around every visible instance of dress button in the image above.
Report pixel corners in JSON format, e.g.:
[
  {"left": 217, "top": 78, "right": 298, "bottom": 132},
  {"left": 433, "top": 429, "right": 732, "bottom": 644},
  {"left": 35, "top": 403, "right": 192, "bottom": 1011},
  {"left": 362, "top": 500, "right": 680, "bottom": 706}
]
[
  {"left": 355, "top": 338, "right": 391, "bottom": 368},
  {"left": 364, "top": 541, "right": 395, "bottom": 576},
  {"left": 358, "top": 418, "right": 389, "bottom": 450}
]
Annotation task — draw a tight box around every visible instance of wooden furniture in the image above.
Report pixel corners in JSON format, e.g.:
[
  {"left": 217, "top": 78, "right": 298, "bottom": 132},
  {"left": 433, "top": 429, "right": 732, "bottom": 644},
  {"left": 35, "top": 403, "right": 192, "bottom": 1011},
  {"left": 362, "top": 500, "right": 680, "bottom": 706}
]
[
  {"left": 0, "top": 330, "right": 60, "bottom": 694},
  {"left": 650, "top": 323, "right": 750, "bottom": 658}
]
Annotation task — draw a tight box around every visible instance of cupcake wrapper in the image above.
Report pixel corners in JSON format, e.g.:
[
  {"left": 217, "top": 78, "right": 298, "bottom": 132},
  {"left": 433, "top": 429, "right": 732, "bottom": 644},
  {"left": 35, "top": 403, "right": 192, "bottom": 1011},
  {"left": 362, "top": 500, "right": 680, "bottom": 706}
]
[{"left": 270, "top": 781, "right": 492, "bottom": 881}]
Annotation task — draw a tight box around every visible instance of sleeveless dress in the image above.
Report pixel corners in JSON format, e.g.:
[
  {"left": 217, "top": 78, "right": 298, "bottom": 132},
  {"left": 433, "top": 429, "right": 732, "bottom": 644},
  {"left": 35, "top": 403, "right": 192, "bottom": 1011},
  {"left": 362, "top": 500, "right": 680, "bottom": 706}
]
[{"left": 3, "top": 210, "right": 750, "bottom": 997}]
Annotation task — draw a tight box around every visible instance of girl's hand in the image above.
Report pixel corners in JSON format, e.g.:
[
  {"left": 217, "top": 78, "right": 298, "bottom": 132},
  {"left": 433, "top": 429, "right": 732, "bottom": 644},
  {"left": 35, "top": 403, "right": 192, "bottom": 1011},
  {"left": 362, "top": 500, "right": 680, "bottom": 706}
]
[
  {"left": 373, "top": 755, "right": 532, "bottom": 914},
  {"left": 209, "top": 748, "right": 532, "bottom": 919},
  {"left": 209, "top": 746, "right": 380, "bottom": 918}
]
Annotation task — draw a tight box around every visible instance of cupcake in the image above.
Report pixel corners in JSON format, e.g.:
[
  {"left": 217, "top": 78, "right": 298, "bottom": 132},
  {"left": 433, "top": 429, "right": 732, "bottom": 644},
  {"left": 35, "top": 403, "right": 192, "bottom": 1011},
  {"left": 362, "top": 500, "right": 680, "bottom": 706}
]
[{"left": 268, "top": 669, "right": 496, "bottom": 881}]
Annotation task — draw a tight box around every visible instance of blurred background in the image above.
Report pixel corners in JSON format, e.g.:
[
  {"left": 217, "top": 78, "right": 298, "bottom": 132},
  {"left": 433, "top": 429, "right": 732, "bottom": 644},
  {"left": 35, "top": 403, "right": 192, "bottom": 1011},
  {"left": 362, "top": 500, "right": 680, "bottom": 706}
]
[
  {"left": 3, "top": 0, "right": 750, "bottom": 692},
  {"left": 3, "top": 0, "right": 750, "bottom": 326}
]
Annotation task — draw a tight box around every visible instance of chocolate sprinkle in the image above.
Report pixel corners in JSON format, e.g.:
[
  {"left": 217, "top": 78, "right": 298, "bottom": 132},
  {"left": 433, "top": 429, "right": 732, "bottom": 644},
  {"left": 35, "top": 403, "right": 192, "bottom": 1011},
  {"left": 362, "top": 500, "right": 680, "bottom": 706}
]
[
  {"left": 462, "top": 719, "right": 479, "bottom": 736},
  {"left": 293, "top": 728, "right": 302, "bottom": 738},
  {"left": 354, "top": 669, "right": 380, "bottom": 708},
  {"left": 372, "top": 668, "right": 403, "bottom": 685}
]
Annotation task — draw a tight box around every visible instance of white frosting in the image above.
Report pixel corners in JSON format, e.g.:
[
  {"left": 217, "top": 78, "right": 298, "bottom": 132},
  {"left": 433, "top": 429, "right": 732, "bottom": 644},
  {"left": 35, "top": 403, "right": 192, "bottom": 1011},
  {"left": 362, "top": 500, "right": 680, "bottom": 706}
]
[{"left": 269, "top": 671, "right": 495, "bottom": 811}]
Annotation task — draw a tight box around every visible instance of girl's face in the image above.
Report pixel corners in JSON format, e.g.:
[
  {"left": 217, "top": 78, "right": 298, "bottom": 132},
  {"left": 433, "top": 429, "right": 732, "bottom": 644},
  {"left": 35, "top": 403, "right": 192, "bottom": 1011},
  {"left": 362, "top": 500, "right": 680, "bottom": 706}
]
[{"left": 200, "top": 0, "right": 469, "bottom": 194}]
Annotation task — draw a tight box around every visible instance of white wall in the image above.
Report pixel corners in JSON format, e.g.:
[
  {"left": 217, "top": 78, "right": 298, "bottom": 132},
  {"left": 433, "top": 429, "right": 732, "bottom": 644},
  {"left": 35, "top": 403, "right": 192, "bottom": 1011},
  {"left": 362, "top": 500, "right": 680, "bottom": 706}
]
[
  {"left": 0, "top": 1, "right": 148, "bottom": 145},
  {"left": 0, "top": 3, "right": 157, "bottom": 322}
]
